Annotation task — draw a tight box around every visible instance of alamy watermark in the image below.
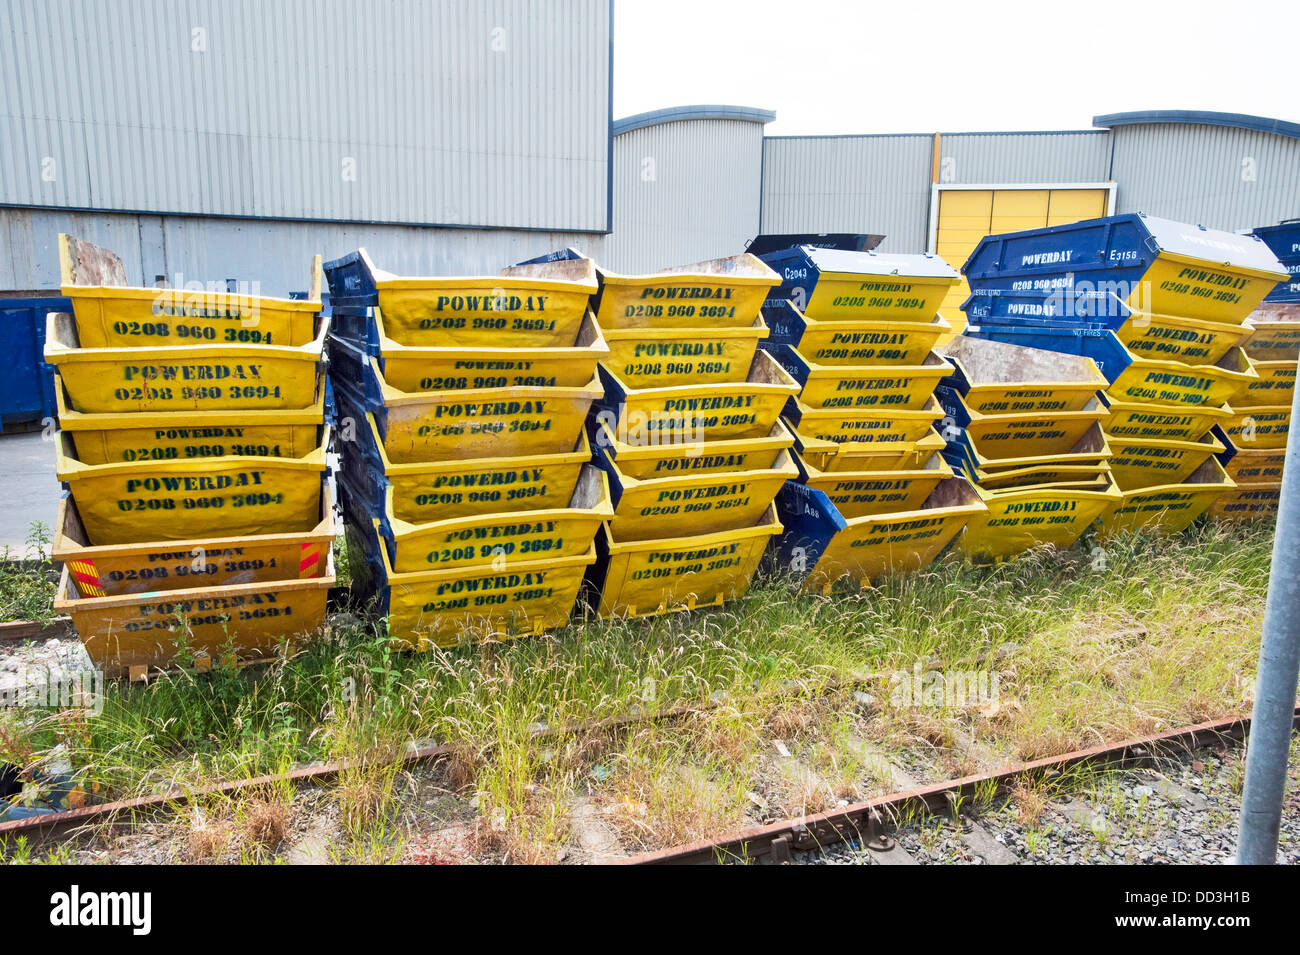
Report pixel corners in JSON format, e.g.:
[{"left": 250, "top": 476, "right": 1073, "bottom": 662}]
[
  {"left": 969, "top": 277, "right": 1157, "bottom": 326},
  {"left": 591, "top": 405, "right": 708, "bottom": 455},
  {"left": 1, "top": 664, "right": 104, "bottom": 717},
  {"left": 889, "top": 661, "right": 1003, "bottom": 709},
  {"left": 151, "top": 274, "right": 264, "bottom": 329}
]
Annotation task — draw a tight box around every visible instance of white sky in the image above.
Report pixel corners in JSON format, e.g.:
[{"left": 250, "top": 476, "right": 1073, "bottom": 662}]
[{"left": 614, "top": 0, "right": 1299, "bottom": 135}]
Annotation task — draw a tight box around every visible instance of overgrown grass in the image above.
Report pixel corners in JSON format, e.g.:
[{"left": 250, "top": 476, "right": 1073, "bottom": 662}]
[
  {"left": 0, "top": 521, "right": 56, "bottom": 623},
  {"left": 0, "top": 518, "right": 1278, "bottom": 860}
]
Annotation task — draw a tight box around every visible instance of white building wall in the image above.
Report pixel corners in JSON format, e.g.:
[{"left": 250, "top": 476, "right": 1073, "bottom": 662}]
[
  {"left": 601, "top": 117, "right": 767, "bottom": 272},
  {"left": 0, "top": 0, "right": 611, "bottom": 231},
  {"left": 760, "top": 135, "right": 934, "bottom": 252},
  {"left": 1109, "top": 123, "right": 1300, "bottom": 231}
]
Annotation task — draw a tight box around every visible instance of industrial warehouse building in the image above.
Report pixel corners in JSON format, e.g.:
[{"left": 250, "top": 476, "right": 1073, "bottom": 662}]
[{"left": 3, "top": 0, "right": 1299, "bottom": 335}]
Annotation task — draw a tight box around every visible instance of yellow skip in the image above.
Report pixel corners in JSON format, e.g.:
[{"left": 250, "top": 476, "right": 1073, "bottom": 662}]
[
  {"left": 601, "top": 317, "right": 769, "bottom": 388},
  {"left": 791, "top": 427, "right": 946, "bottom": 474},
  {"left": 785, "top": 348, "right": 953, "bottom": 411},
  {"left": 594, "top": 254, "right": 779, "bottom": 329},
  {"left": 46, "top": 312, "right": 326, "bottom": 414},
  {"left": 591, "top": 419, "right": 794, "bottom": 481},
  {"left": 958, "top": 476, "right": 1123, "bottom": 561},
  {"left": 370, "top": 306, "right": 608, "bottom": 392},
  {"left": 54, "top": 486, "right": 335, "bottom": 598},
  {"left": 1114, "top": 306, "right": 1250, "bottom": 365},
  {"left": 789, "top": 478, "right": 984, "bottom": 594},
  {"left": 941, "top": 336, "right": 1108, "bottom": 414},
  {"left": 1107, "top": 345, "right": 1257, "bottom": 409},
  {"left": 956, "top": 422, "right": 1112, "bottom": 476},
  {"left": 792, "top": 250, "right": 960, "bottom": 322},
  {"left": 597, "top": 350, "right": 800, "bottom": 443},
  {"left": 376, "top": 524, "right": 595, "bottom": 650},
  {"left": 59, "top": 233, "right": 322, "bottom": 348},
  {"left": 591, "top": 506, "right": 781, "bottom": 619},
  {"left": 944, "top": 391, "right": 1107, "bottom": 460},
  {"left": 598, "top": 446, "right": 796, "bottom": 542},
  {"left": 1105, "top": 431, "right": 1225, "bottom": 492},
  {"left": 56, "top": 429, "right": 328, "bottom": 546},
  {"left": 973, "top": 462, "right": 1113, "bottom": 492},
  {"left": 767, "top": 303, "right": 953, "bottom": 366},
  {"left": 785, "top": 396, "right": 946, "bottom": 446},
  {"left": 353, "top": 412, "right": 590, "bottom": 523},
  {"left": 365, "top": 357, "right": 603, "bottom": 461},
  {"left": 1233, "top": 358, "right": 1297, "bottom": 408},
  {"left": 1241, "top": 303, "right": 1300, "bottom": 361},
  {"left": 798, "top": 450, "right": 953, "bottom": 519},
  {"left": 1220, "top": 404, "right": 1291, "bottom": 450},
  {"left": 54, "top": 554, "right": 333, "bottom": 675},
  {"left": 369, "top": 250, "right": 596, "bottom": 348},
  {"left": 379, "top": 465, "right": 611, "bottom": 573},
  {"left": 1101, "top": 395, "right": 1232, "bottom": 443},
  {"left": 1129, "top": 254, "right": 1285, "bottom": 325},
  {"left": 1208, "top": 481, "right": 1282, "bottom": 522},
  {"left": 54, "top": 374, "right": 326, "bottom": 465},
  {"left": 1097, "top": 458, "right": 1234, "bottom": 536},
  {"left": 1221, "top": 446, "right": 1286, "bottom": 483}
]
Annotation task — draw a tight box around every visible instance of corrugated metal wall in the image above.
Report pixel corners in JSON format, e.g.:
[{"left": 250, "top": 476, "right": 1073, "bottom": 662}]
[
  {"left": 1109, "top": 123, "right": 1300, "bottom": 231},
  {"left": 0, "top": 113, "right": 773, "bottom": 291},
  {"left": 760, "top": 136, "right": 934, "bottom": 252},
  {"left": 0, "top": 207, "right": 608, "bottom": 294},
  {"left": 600, "top": 119, "right": 765, "bottom": 272},
  {"left": 937, "top": 131, "right": 1112, "bottom": 184},
  {"left": 0, "top": 0, "right": 610, "bottom": 231}
]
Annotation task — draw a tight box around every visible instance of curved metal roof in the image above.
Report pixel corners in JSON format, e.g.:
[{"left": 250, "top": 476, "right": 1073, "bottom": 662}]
[
  {"left": 1093, "top": 110, "right": 1300, "bottom": 141},
  {"left": 612, "top": 104, "right": 776, "bottom": 136}
]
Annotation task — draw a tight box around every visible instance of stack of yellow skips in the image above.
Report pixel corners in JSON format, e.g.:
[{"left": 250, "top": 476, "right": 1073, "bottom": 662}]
[
  {"left": 751, "top": 244, "right": 988, "bottom": 592},
  {"left": 584, "top": 254, "right": 795, "bottom": 616},
  {"left": 46, "top": 234, "right": 335, "bottom": 676},
  {"left": 1217, "top": 220, "right": 1300, "bottom": 520},
  {"left": 1216, "top": 300, "right": 1298, "bottom": 520},
  {"left": 959, "top": 214, "right": 1290, "bottom": 537},
  {"left": 322, "top": 248, "right": 611, "bottom": 649},
  {"left": 936, "top": 337, "right": 1119, "bottom": 559}
]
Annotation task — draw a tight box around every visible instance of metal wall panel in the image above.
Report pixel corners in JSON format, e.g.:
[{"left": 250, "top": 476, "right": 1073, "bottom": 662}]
[
  {"left": 759, "top": 136, "right": 934, "bottom": 252},
  {"left": 937, "top": 131, "right": 1111, "bottom": 185},
  {"left": 1109, "top": 124, "right": 1300, "bottom": 231},
  {"left": 0, "top": 0, "right": 610, "bottom": 231},
  {"left": 0, "top": 207, "right": 608, "bottom": 294},
  {"left": 601, "top": 118, "right": 766, "bottom": 272}
]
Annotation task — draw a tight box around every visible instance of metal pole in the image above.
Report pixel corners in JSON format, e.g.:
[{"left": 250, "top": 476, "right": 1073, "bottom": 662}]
[{"left": 1237, "top": 375, "right": 1300, "bottom": 864}]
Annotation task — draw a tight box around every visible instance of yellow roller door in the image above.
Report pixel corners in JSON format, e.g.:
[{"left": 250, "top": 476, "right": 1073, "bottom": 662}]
[
  {"left": 991, "top": 189, "right": 1050, "bottom": 233},
  {"left": 1047, "top": 188, "right": 1109, "bottom": 225},
  {"left": 935, "top": 190, "right": 993, "bottom": 336}
]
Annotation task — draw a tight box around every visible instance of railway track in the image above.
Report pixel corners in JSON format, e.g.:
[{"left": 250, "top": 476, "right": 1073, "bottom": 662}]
[
  {"left": 0, "top": 666, "right": 878, "bottom": 843},
  {"left": 618, "top": 712, "right": 1293, "bottom": 865},
  {"left": 2, "top": 638, "right": 1290, "bottom": 864}
]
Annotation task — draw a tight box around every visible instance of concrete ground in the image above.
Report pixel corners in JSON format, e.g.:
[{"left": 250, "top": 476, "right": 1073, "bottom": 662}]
[{"left": 0, "top": 430, "right": 61, "bottom": 552}]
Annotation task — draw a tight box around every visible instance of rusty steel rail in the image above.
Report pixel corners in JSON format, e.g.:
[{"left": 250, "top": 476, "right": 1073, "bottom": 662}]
[
  {"left": 617, "top": 711, "right": 1293, "bottom": 865},
  {"left": 0, "top": 617, "right": 72, "bottom": 644}
]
